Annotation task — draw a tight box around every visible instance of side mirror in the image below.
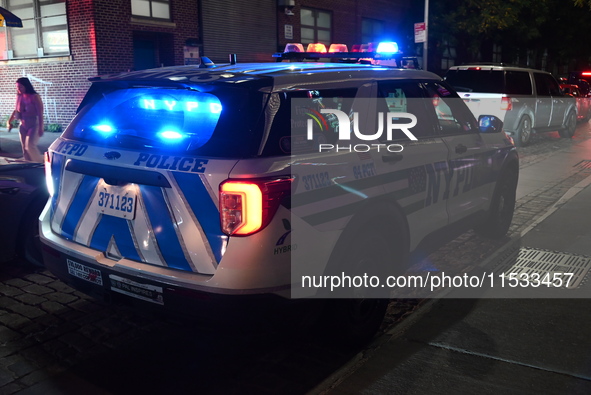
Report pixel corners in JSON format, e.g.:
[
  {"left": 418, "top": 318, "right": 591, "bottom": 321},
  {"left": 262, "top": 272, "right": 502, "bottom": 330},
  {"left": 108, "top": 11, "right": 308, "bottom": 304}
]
[{"left": 478, "top": 115, "right": 503, "bottom": 133}]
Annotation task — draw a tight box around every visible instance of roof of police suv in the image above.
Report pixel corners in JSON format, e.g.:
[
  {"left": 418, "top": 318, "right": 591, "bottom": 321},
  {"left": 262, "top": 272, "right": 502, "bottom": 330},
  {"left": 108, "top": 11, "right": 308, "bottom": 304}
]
[{"left": 93, "top": 62, "right": 440, "bottom": 89}]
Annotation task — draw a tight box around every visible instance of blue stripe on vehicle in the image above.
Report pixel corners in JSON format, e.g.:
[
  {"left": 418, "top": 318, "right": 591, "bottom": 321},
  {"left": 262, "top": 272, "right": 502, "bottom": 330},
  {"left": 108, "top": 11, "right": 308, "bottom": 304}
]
[
  {"left": 140, "top": 184, "right": 193, "bottom": 271},
  {"left": 89, "top": 215, "right": 142, "bottom": 261},
  {"left": 173, "top": 172, "right": 224, "bottom": 264},
  {"left": 50, "top": 153, "right": 65, "bottom": 216},
  {"left": 61, "top": 175, "right": 100, "bottom": 240}
]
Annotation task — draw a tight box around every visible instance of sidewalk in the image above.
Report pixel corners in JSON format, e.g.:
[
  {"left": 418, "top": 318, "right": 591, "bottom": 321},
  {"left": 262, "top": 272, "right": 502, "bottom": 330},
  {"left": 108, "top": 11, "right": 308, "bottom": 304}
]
[
  {"left": 315, "top": 167, "right": 591, "bottom": 392},
  {"left": 0, "top": 128, "right": 60, "bottom": 158}
]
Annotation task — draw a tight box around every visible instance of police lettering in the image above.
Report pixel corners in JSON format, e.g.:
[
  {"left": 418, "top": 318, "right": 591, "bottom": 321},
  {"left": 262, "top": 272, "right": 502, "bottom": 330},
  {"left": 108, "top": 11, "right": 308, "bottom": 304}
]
[
  {"left": 54, "top": 141, "right": 88, "bottom": 156},
  {"left": 424, "top": 157, "right": 480, "bottom": 207},
  {"left": 133, "top": 153, "right": 208, "bottom": 173}
]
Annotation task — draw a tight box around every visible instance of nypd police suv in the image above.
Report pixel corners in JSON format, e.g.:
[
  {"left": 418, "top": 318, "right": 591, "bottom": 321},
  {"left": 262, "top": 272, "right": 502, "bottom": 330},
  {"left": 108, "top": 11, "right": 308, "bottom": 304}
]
[{"left": 39, "top": 44, "right": 518, "bottom": 342}]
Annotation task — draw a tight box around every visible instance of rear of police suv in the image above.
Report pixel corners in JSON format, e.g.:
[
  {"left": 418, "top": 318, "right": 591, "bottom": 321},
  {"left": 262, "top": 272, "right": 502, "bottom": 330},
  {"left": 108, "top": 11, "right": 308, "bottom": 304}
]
[{"left": 39, "top": 66, "right": 298, "bottom": 317}]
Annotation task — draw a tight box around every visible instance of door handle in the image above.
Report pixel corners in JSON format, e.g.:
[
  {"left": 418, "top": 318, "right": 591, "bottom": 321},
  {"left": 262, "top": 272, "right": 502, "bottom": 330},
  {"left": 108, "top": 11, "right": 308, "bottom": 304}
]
[
  {"left": 455, "top": 144, "right": 468, "bottom": 154},
  {"left": 381, "top": 153, "right": 403, "bottom": 163}
]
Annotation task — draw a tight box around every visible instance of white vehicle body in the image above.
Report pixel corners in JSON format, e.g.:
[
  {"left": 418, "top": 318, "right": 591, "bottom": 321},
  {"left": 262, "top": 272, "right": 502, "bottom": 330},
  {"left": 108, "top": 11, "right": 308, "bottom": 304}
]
[
  {"left": 445, "top": 65, "right": 577, "bottom": 146},
  {"left": 39, "top": 61, "right": 518, "bottom": 335}
]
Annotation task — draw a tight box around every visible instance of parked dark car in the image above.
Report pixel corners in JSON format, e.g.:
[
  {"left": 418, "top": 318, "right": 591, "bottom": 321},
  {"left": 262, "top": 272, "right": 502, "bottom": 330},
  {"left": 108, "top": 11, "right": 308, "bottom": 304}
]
[{"left": 0, "top": 157, "right": 48, "bottom": 266}]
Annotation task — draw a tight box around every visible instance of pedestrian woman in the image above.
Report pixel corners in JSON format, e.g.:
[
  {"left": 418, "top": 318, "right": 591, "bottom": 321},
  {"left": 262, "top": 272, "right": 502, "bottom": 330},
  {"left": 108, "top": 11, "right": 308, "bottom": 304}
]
[{"left": 7, "top": 77, "right": 44, "bottom": 162}]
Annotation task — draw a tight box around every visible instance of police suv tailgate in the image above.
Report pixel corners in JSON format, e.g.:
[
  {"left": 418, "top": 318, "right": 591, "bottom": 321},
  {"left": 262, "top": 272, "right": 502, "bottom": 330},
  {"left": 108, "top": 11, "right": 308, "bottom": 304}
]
[{"left": 47, "top": 139, "right": 238, "bottom": 275}]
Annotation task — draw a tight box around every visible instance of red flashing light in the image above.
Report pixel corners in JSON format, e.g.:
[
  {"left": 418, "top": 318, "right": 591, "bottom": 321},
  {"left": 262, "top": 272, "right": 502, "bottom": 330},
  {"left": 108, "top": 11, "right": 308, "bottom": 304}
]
[
  {"left": 328, "top": 43, "right": 348, "bottom": 53},
  {"left": 582, "top": 72, "right": 591, "bottom": 76},
  {"left": 468, "top": 67, "right": 482, "bottom": 71},
  {"left": 306, "top": 43, "right": 327, "bottom": 53}
]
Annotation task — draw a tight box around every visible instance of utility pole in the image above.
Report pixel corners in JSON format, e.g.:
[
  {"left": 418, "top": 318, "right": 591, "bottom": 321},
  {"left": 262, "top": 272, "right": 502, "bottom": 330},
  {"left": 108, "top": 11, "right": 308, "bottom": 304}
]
[{"left": 423, "top": 0, "right": 429, "bottom": 70}]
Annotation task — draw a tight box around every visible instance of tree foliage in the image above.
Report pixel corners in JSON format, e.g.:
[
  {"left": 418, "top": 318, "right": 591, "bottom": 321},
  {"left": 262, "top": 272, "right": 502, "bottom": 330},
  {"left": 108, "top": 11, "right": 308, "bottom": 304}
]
[
  {"left": 425, "top": 0, "right": 591, "bottom": 71},
  {"left": 574, "top": 0, "right": 591, "bottom": 8}
]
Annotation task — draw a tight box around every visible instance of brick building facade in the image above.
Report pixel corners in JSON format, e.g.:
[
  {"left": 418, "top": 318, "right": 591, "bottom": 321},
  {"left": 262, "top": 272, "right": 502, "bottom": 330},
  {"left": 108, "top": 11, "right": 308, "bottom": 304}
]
[{"left": 0, "top": 0, "right": 408, "bottom": 129}]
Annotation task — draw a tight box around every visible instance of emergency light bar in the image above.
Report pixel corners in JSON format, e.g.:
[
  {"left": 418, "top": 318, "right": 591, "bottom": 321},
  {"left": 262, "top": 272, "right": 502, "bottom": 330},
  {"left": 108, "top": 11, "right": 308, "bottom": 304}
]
[
  {"left": 272, "top": 41, "right": 420, "bottom": 69},
  {"left": 274, "top": 41, "right": 401, "bottom": 60}
]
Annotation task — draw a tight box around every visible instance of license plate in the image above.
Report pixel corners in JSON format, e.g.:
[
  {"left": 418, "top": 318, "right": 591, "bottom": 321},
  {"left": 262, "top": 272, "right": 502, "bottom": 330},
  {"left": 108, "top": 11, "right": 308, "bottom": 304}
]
[
  {"left": 109, "top": 275, "right": 164, "bottom": 305},
  {"left": 67, "top": 259, "right": 103, "bottom": 286},
  {"left": 94, "top": 181, "right": 137, "bottom": 220}
]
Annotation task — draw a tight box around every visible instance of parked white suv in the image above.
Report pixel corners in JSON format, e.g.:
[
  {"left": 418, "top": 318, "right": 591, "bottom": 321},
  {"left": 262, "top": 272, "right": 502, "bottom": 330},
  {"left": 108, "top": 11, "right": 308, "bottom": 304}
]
[{"left": 445, "top": 64, "right": 577, "bottom": 146}]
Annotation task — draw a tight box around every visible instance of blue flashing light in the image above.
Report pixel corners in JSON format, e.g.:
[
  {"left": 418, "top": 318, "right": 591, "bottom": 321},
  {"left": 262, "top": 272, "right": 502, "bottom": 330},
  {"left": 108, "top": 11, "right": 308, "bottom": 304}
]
[
  {"left": 376, "top": 42, "right": 399, "bottom": 54},
  {"left": 209, "top": 102, "right": 222, "bottom": 114},
  {"left": 91, "top": 124, "right": 115, "bottom": 135},
  {"left": 159, "top": 130, "right": 184, "bottom": 141}
]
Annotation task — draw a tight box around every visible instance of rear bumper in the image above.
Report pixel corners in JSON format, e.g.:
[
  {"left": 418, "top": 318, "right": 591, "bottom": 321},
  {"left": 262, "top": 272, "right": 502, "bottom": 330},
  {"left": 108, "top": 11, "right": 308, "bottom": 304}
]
[{"left": 40, "top": 242, "right": 299, "bottom": 323}]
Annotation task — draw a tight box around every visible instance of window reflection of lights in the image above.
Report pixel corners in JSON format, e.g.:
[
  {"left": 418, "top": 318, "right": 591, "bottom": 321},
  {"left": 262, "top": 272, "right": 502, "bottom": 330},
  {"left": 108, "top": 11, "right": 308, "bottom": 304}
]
[
  {"left": 91, "top": 124, "right": 115, "bottom": 135},
  {"left": 159, "top": 130, "right": 184, "bottom": 140}
]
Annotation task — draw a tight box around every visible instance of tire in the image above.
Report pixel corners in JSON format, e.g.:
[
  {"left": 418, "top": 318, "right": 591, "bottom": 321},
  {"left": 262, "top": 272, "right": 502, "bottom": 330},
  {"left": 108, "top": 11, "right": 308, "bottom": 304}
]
[
  {"left": 17, "top": 198, "right": 47, "bottom": 267},
  {"left": 475, "top": 170, "right": 517, "bottom": 239},
  {"left": 559, "top": 111, "right": 577, "bottom": 138},
  {"left": 321, "top": 298, "right": 389, "bottom": 347},
  {"left": 514, "top": 116, "right": 532, "bottom": 147},
  {"left": 317, "top": 226, "right": 400, "bottom": 346}
]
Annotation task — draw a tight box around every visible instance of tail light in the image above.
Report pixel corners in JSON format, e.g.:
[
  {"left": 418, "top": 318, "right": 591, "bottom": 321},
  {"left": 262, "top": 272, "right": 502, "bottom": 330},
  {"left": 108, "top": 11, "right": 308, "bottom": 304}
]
[
  {"left": 44, "top": 151, "right": 54, "bottom": 197},
  {"left": 220, "top": 178, "right": 293, "bottom": 236},
  {"left": 501, "top": 97, "right": 513, "bottom": 111}
]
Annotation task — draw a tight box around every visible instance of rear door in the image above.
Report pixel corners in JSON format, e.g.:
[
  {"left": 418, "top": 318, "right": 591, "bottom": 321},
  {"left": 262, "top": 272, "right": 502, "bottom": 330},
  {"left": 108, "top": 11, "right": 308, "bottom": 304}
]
[
  {"left": 546, "top": 73, "right": 570, "bottom": 127},
  {"left": 374, "top": 80, "right": 450, "bottom": 247},
  {"left": 423, "top": 81, "right": 491, "bottom": 223},
  {"left": 533, "top": 72, "right": 554, "bottom": 128}
]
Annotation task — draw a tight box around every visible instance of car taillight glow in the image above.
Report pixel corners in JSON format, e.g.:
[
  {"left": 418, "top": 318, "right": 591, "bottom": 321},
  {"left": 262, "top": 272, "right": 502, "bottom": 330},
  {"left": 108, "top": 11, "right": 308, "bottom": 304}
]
[
  {"left": 220, "top": 178, "right": 292, "bottom": 236},
  {"left": 44, "top": 151, "right": 54, "bottom": 197},
  {"left": 501, "top": 97, "right": 513, "bottom": 111},
  {"left": 582, "top": 72, "right": 591, "bottom": 76}
]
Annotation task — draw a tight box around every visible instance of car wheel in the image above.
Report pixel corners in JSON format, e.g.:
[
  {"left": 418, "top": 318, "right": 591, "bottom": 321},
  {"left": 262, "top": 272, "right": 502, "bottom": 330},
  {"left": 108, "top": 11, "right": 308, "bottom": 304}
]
[
  {"left": 317, "top": 226, "right": 398, "bottom": 346},
  {"left": 475, "top": 170, "right": 517, "bottom": 239},
  {"left": 514, "top": 116, "right": 532, "bottom": 147},
  {"left": 559, "top": 111, "right": 577, "bottom": 138},
  {"left": 18, "top": 198, "right": 46, "bottom": 267}
]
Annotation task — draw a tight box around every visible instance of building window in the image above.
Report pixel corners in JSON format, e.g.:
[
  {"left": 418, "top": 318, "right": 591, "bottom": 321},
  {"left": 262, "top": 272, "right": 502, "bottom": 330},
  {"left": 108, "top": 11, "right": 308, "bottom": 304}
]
[
  {"left": 362, "top": 18, "right": 383, "bottom": 44},
  {"left": 440, "top": 39, "right": 456, "bottom": 71},
  {"left": 1, "top": 0, "right": 69, "bottom": 60},
  {"left": 493, "top": 44, "right": 502, "bottom": 63},
  {"left": 300, "top": 8, "right": 331, "bottom": 45},
  {"left": 132, "top": 0, "right": 170, "bottom": 20}
]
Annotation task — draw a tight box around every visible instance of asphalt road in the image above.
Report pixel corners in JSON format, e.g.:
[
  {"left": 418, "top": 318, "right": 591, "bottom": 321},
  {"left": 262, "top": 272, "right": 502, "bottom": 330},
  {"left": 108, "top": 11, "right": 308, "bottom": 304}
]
[{"left": 318, "top": 123, "right": 591, "bottom": 394}]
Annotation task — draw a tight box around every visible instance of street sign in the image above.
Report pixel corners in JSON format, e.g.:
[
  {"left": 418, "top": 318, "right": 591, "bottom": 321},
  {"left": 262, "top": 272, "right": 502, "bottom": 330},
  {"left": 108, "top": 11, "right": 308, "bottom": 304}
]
[{"left": 414, "top": 22, "right": 426, "bottom": 43}]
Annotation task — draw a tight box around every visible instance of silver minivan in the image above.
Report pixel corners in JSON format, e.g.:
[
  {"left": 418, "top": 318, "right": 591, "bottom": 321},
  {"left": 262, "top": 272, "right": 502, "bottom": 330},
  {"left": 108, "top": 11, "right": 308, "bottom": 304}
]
[{"left": 445, "top": 64, "right": 577, "bottom": 146}]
